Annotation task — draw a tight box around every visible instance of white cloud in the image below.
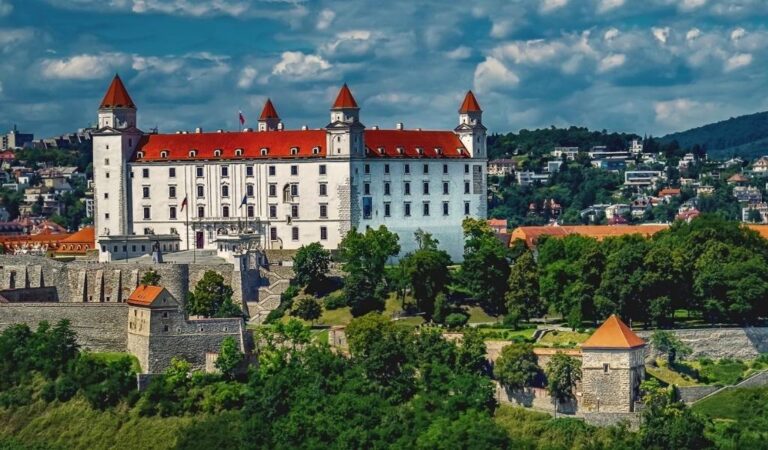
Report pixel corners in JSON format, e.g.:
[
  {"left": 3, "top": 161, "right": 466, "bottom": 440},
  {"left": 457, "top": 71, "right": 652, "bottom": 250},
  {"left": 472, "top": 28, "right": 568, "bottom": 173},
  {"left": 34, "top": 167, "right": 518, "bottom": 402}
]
[
  {"left": 321, "top": 30, "right": 374, "bottom": 58},
  {"left": 237, "top": 66, "right": 258, "bottom": 89},
  {"left": 654, "top": 98, "right": 717, "bottom": 129},
  {"left": 272, "top": 51, "right": 332, "bottom": 81},
  {"left": 445, "top": 46, "right": 472, "bottom": 60},
  {"left": 0, "top": 0, "right": 12, "bottom": 17},
  {"left": 540, "top": 0, "right": 568, "bottom": 13},
  {"left": 724, "top": 53, "right": 752, "bottom": 72},
  {"left": 597, "top": 0, "right": 624, "bottom": 13},
  {"left": 652, "top": 27, "right": 670, "bottom": 44},
  {"left": 316, "top": 9, "right": 335, "bottom": 30},
  {"left": 0, "top": 28, "right": 36, "bottom": 52},
  {"left": 131, "top": 55, "right": 184, "bottom": 74},
  {"left": 494, "top": 39, "right": 566, "bottom": 64},
  {"left": 598, "top": 53, "right": 626, "bottom": 72},
  {"left": 604, "top": 28, "right": 620, "bottom": 42},
  {"left": 41, "top": 53, "right": 130, "bottom": 80},
  {"left": 686, "top": 28, "right": 701, "bottom": 41},
  {"left": 731, "top": 27, "right": 746, "bottom": 41},
  {"left": 680, "top": 0, "right": 707, "bottom": 11},
  {"left": 473, "top": 57, "right": 519, "bottom": 94},
  {"left": 490, "top": 20, "right": 515, "bottom": 39}
]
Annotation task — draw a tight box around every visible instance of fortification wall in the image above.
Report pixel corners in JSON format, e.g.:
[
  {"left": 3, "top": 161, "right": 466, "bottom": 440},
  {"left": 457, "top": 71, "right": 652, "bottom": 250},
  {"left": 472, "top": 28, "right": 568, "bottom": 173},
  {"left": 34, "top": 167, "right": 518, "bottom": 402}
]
[
  {"left": 0, "top": 303, "right": 128, "bottom": 351},
  {"left": 637, "top": 327, "right": 768, "bottom": 360}
]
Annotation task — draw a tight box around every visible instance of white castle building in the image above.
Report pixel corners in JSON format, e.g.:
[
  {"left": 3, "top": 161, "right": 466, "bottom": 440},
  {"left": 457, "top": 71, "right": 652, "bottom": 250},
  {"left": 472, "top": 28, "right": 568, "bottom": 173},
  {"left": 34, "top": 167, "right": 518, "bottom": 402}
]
[{"left": 93, "top": 75, "right": 487, "bottom": 262}]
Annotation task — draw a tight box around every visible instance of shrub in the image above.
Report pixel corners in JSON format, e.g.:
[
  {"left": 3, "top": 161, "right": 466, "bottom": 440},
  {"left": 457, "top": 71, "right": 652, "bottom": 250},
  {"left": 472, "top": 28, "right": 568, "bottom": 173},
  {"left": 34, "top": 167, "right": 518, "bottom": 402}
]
[
  {"left": 55, "top": 375, "right": 79, "bottom": 402},
  {"left": 445, "top": 313, "right": 469, "bottom": 329},
  {"left": 324, "top": 292, "right": 347, "bottom": 310}
]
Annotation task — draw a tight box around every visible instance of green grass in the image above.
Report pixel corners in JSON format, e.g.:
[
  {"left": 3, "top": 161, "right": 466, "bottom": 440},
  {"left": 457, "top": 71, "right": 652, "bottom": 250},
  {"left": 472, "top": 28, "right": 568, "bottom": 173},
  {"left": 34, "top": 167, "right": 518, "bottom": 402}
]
[
  {"left": 88, "top": 352, "right": 141, "bottom": 373},
  {"left": 694, "top": 386, "right": 768, "bottom": 420},
  {"left": 646, "top": 360, "right": 704, "bottom": 387},
  {"left": 697, "top": 359, "right": 748, "bottom": 386},
  {"left": 477, "top": 327, "right": 536, "bottom": 341},
  {"left": 465, "top": 306, "right": 501, "bottom": 324},
  {"left": 537, "top": 330, "right": 591, "bottom": 347}
]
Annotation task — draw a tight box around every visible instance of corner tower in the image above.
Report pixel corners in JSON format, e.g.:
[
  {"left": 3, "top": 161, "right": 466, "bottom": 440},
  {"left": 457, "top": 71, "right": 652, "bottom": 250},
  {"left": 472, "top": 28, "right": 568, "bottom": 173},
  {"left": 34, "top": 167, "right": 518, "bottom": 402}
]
[
  {"left": 98, "top": 74, "right": 137, "bottom": 129},
  {"left": 326, "top": 84, "right": 365, "bottom": 158},
  {"left": 454, "top": 91, "right": 487, "bottom": 158},
  {"left": 257, "top": 99, "right": 281, "bottom": 132}
]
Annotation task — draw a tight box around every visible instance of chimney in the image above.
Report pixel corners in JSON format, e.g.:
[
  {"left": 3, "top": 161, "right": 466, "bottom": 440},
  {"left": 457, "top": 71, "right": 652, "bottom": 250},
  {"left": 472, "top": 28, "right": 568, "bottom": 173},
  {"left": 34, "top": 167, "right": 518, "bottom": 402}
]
[
  {"left": 416, "top": 127, "right": 422, "bottom": 131},
  {"left": 243, "top": 127, "right": 253, "bottom": 132},
  {"left": 277, "top": 122, "right": 284, "bottom": 131},
  {"left": 301, "top": 125, "right": 308, "bottom": 131},
  {"left": 195, "top": 127, "right": 202, "bottom": 134},
  {"left": 217, "top": 129, "right": 223, "bottom": 133},
  {"left": 175, "top": 130, "right": 182, "bottom": 134},
  {"left": 396, "top": 122, "right": 404, "bottom": 130},
  {"left": 371, "top": 125, "right": 379, "bottom": 130}
]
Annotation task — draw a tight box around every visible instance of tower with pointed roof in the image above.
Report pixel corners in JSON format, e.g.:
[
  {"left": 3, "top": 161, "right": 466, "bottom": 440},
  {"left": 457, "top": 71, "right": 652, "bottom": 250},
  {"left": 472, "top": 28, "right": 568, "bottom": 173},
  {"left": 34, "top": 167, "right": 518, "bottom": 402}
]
[
  {"left": 454, "top": 90, "right": 486, "bottom": 159},
  {"left": 326, "top": 83, "right": 365, "bottom": 158},
  {"left": 580, "top": 315, "right": 646, "bottom": 413},
  {"left": 257, "top": 99, "right": 281, "bottom": 132},
  {"left": 98, "top": 74, "right": 137, "bottom": 130}
]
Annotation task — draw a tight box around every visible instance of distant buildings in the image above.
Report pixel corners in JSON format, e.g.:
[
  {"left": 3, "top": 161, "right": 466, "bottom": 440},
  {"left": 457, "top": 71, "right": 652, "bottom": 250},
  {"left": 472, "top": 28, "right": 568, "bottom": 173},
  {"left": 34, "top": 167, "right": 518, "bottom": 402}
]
[
  {"left": 487, "top": 159, "right": 516, "bottom": 176},
  {"left": 551, "top": 146, "right": 579, "bottom": 160},
  {"left": 624, "top": 170, "right": 664, "bottom": 188},
  {"left": 1, "top": 125, "right": 33, "bottom": 151},
  {"left": 516, "top": 171, "right": 550, "bottom": 186}
]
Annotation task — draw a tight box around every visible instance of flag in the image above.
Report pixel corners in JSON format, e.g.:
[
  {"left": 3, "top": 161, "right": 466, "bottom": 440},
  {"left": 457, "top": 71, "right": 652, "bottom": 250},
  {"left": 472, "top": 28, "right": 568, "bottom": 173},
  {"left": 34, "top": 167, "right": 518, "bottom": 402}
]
[
  {"left": 240, "top": 194, "right": 247, "bottom": 208},
  {"left": 239, "top": 110, "right": 245, "bottom": 126},
  {"left": 180, "top": 195, "right": 188, "bottom": 212}
]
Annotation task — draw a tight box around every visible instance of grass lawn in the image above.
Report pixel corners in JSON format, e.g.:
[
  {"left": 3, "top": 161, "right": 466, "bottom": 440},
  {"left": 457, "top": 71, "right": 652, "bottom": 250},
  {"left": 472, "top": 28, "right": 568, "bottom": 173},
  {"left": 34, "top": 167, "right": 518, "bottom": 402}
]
[
  {"left": 476, "top": 327, "right": 536, "bottom": 341},
  {"left": 89, "top": 352, "right": 141, "bottom": 373},
  {"left": 537, "top": 330, "right": 591, "bottom": 347},
  {"left": 646, "top": 360, "right": 704, "bottom": 387},
  {"left": 694, "top": 386, "right": 768, "bottom": 420},
  {"left": 465, "top": 305, "right": 501, "bottom": 324}
]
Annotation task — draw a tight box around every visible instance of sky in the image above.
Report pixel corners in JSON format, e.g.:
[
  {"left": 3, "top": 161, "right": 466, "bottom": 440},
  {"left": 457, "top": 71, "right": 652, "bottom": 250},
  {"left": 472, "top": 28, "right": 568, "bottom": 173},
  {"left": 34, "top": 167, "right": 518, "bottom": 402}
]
[{"left": 1, "top": 0, "right": 767, "bottom": 139}]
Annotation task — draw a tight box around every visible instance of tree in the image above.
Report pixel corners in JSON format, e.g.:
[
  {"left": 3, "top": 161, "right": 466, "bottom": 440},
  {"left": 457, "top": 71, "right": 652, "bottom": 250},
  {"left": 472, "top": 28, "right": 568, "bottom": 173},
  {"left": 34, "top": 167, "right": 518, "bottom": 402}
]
[
  {"left": 456, "top": 328, "right": 488, "bottom": 375},
  {"left": 494, "top": 342, "right": 539, "bottom": 390},
  {"left": 292, "top": 242, "right": 331, "bottom": 292},
  {"left": 460, "top": 218, "right": 511, "bottom": 314},
  {"left": 640, "top": 379, "right": 712, "bottom": 449},
  {"left": 399, "top": 230, "right": 451, "bottom": 319},
  {"left": 505, "top": 250, "right": 544, "bottom": 323},
  {"left": 416, "top": 410, "right": 510, "bottom": 449},
  {"left": 649, "top": 330, "right": 692, "bottom": 365},
  {"left": 141, "top": 270, "right": 161, "bottom": 286},
  {"left": 291, "top": 297, "right": 322, "bottom": 324},
  {"left": 187, "top": 271, "right": 241, "bottom": 318},
  {"left": 545, "top": 352, "right": 582, "bottom": 416},
  {"left": 747, "top": 208, "right": 763, "bottom": 223},
  {"left": 338, "top": 226, "right": 400, "bottom": 316},
  {"left": 215, "top": 336, "right": 244, "bottom": 380}
]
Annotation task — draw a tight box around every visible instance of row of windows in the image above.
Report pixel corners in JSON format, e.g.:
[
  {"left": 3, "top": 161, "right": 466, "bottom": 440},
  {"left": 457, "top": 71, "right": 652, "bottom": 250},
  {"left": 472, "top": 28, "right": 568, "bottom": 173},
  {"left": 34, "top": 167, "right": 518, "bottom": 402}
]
[
  {"left": 365, "top": 201, "right": 471, "bottom": 219},
  {"left": 369, "top": 180, "right": 472, "bottom": 196},
  {"left": 102, "top": 243, "right": 181, "bottom": 253},
  {"left": 270, "top": 226, "right": 328, "bottom": 242},
  {"left": 363, "top": 163, "right": 472, "bottom": 176}
]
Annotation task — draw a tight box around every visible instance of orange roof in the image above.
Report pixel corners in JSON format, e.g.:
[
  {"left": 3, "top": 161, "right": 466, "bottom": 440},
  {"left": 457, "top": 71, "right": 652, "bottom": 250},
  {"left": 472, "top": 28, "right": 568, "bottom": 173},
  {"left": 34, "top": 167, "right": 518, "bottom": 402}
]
[
  {"left": 259, "top": 99, "right": 279, "bottom": 120},
  {"left": 659, "top": 188, "right": 681, "bottom": 196},
  {"left": 58, "top": 226, "right": 94, "bottom": 244},
  {"left": 364, "top": 130, "right": 469, "bottom": 159},
  {"left": 99, "top": 74, "right": 135, "bottom": 109},
  {"left": 459, "top": 90, "right": 482, "bottom": 113},
  {"left": 746, "top": 224, "right": 768, "bottom": 240},
  {"left": 127, "top": 285, "right": 165, "bottom": 307},
  {"left": 728, "top": 174, "right": 748, "bottom": 182},
  {"left": 332, "top": 83, "right": 358, "bottom": 109},
  {"left": 581, "top": 315, "right": 645, "bottom": 349},
  {"left": 510, "top": 225, "right": 670, "bottom": 248}
]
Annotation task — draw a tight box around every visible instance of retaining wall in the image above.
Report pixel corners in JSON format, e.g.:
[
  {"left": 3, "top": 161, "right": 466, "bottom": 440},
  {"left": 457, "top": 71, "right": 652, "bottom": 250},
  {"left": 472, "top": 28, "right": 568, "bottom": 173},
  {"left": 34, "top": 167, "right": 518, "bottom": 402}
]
[{"left": 637, "top": 327, "right": 768, "bottom": 360}]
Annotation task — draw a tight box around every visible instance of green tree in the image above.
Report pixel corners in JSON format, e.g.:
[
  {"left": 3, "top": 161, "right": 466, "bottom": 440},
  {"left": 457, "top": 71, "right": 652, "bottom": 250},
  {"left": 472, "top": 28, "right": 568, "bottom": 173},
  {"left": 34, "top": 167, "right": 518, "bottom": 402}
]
[
  {"left": 416, "top": 410, "right": 510, "bottom": 449},
  {"left": 649, "top": 330, "right": 692, "bottom": 365},
  {"left": 187, "top": 271, "right": 241, "bottom": 318},
  {"left": 140, "top": 269, "right": 161, "bottom": 286},
  {"left": 292, "top": 242, "right": 331, "bottom": 292},
  {"left": 505, "top": 250, "right": 543, "bottom": 323},
  {"left": 460, "top": 218, "right": 511, "bottom": 314},
  {"left": 215, "top": 336, "right": 244, "bottom": 380},
  {"left": 545, "top": 352, "right": 582, "bottom": 416},
  {"left": 747, "top": 208, "right": 763, "bottom": 223},
  {"left": 399, "top": 230, "right": 451, "bottom": 319},
  {"left": 433, "top": 293, "right": 448, "bottom": 324},
  {"left": 290, "top": 296, "right": 322, "bottom": 324},
  {"left": 456, "top": 328, "right": 488, "bottom": 375},
  {"left": 640, "top": 379, "right": 712, "bottom": 449},
  {"left": 494, "top": 342, "right": 539, "bottom": 390}
]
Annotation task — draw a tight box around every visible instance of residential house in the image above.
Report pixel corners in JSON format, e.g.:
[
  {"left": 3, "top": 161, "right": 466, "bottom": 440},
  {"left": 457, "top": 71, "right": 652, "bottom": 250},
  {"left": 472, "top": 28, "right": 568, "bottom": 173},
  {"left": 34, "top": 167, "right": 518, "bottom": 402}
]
[
  {"left": 733, "top": 186, "right": 762, "bottom": 204},
  {"left": 488, "top": 159, "right": 516, "bottom": 176},
  {"left": 624, "top": 171, "right": 664, "bottom": 188},
  {"left": 517, "top": 171, "right": 550, "bottom": 186},
  {"left": 742, "top": 203, "right": 768, "bottom": 224},
  {"left": 551, "top": 147, "right": 579, "bottom": 160}
]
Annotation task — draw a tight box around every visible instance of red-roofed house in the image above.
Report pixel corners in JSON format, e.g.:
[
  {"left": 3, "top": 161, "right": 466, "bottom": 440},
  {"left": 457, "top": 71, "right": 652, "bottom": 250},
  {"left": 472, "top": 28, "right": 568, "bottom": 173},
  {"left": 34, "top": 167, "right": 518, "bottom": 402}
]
[
  {"left": 54, "top": 226, "right": 96, "bottom": 258},
  {"left": 92, "top": 78, "right": 487, "bottom": 262}
]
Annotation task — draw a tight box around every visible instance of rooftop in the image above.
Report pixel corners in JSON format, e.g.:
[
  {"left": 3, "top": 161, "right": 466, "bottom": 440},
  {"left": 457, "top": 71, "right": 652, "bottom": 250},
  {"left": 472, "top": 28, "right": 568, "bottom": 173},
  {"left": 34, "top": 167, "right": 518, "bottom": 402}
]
[
  {"left": 127, "top": 284, "right": 165, "bottom": 307},
  {"left": 100, "top": 74, "right": 135, "bottom": 109},
  {"left": 581, "top": 315, "right": 645, "bottom": 349}
]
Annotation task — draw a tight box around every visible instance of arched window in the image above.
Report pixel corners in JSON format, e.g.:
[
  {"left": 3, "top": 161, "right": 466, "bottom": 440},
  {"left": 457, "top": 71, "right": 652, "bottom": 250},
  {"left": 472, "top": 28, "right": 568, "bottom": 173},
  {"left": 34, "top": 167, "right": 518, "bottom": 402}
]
[
  {"left": 378, "top": 147, "right": 385, "bottom": 155},
  {"left": 312, "top": 147, "right": 320, "bottom": 154},
  {"left": 291, "top": 147, "right": 299, "bottom": 155},
  {"left": 160, "top": 150, "right": 168, "bottom": 159},
  {"left": 260, "top": 148, "right": 269, "bottom": 156},
  {"left": 136, "top": 151, "right": 144, "bottom": 159},
  {"left": 189, "top": 149, "right": 197, "bottom": 157},
  {"left": 213, "top": 149, "right": 222, "bottom": 157},
  {"left": 235, "top": 148, "right": 243, "bottom": 156}
]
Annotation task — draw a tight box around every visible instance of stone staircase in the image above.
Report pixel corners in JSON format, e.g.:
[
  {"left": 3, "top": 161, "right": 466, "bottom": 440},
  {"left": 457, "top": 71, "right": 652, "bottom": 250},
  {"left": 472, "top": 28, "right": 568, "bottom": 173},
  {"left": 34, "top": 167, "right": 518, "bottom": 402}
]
[{"left": 248, "top": 265, "right": 294, "bottom": 324}]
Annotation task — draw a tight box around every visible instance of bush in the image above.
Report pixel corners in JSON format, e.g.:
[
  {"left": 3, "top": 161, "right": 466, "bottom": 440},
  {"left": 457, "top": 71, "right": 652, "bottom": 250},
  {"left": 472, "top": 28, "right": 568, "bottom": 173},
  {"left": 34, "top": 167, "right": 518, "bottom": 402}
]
[
  {"left": 445, "top": 313, "right": 469, "bottom": 329},
  {"left": 281, "top": 284, "right": 300, "bottom": 302},
  {"left": 324, "top": 292, "right": 347, "bottom": 310},
  {"left": 55, "top": 375, "right": 79, "bottom": 402}
]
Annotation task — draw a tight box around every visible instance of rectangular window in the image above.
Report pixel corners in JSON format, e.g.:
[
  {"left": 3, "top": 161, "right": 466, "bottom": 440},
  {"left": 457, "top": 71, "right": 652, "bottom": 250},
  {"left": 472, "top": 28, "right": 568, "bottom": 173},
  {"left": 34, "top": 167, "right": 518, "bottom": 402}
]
[
  {"left": 104, "top": 193, "right": 109, "bottom": 199},
  {"left": 198, "top": 206, "right": 205, "bottom": 218},
  {"left": 443, "top": 164, "right": 448, "bottom": 174},
  {"left": 196, "top": 166, "right": 204, "bottom": 177},
  {"left": 143, "top": 207, "right": 150, "bottom": 220},
  {"left": 222, "top": 206, "right": 230, "bottom": 217},
  {"left": 404, "top": 182, "right": 411, "bottom": 195},
  {"left": 423, "top": 202, "right": 430, "bottom": 216},
  {"left": 464, "top": 181, "right": 470, "bottom": 194},
  {"left": 269, "top": 205, "right": 277, "bottom": 218},
  {"left": 106, "top": 172, "right": 110, "bottom": 178},
  {"left": 443, "top": 182, "right": 449, "bottom": 195},
  {"left": 221, "top": 166, "right": 229, "bottom": 177},
  {"left": 384, "top": 202, "right": 391, "bottom": 217},
  {"left": 363, "top": 196, "right": 372, "bottom": 219},
  {"left": 197, "top": 185, "right": 204, "bottom": 198},
  {"left": 247, "top": 205, "right": 254, "bottom": 218},
  {"left": 423, "top": 182, "right": 429, "bottom": 195},
  {"left": 319, "top": 164, "right": 327, "bottom": 175},
  {"left": 320, "top": 204, "right": 328, "bottom": 218},
  {"left": 290, "top": 165, "right": 298, "bottom": 176},
  {"left": 246, "top": 166, "right": 254, "bottom": 177},
  {"left": 442, "top": 202, "right": 449, "bottom": 216},
  {"left": 246, "top": 184, "right": 254, "bottom": 197},
  {"left": 404, "top": 202, "right": 411, "bottom": 217},
  {"left": 142, "top": 168, "right": 149, "bottom": 178},
  {"left": 169, "top": 206, "right": 177, "bottom": 220},
  {"left": 105, "top": 213, "right": 110, "bottom": 219},
  {"left": 320, "top": 226, "right": 328, "bottom": 241},
  {"left": 364, "top": 164, "right": 370, "bottom": 174},
  {"left": 104, "top": 158, "right": 110, "bottom": 165},
  {"left": 290, "top": 184, "right": 299, "bottom": 197},
  {"left": 319, "top": 183, "right": 327, "bottom": 196},
  {"left": 404, "top": 163, "right": 410, "bottom": 174},
  {"left": 291, "top": 204, "right": 299, "bottom": 218},
  {"left": 364, "top": 182, "right": 370, "bottom": 195},
  {"left": 464, "top": 164, "right": 470, "bottom": 174},
  {"left": 142, "top": 186, "right": 150, "bottom": 198},
  {"left": 268, "top": 165, "right": 276, "bottom": 176},
  {"left": 423, "top": 164, "right": 429, "bottom": 174},
  {"left": 603, "top": 363, "right": 609, "bottom": 373},
  {"left": 222, "top": 185, "right": 229, "bottom": 197},
  {"left": 464, "top": 201, "right": 470, "bottom": 215},
  {"left": 169, "top": 167, "right": 176, "bottom": 178},
  {"left": 270, "top": 227, "right": 277, "bottom": 241},
  {"left": 384, "top": 182, "right": 390, "bottom": 196},
  {"left": 384, "top": 164, "right": 390, "bottom": 174},
  {"left": 292, "top": 227, "right": 299, "bottom": 241},
  {"left": 269, "top": 184, "right": 277, "bottom": 197},
  {"left": 169, "top": 186, "right": 176, "bottom": 198}
]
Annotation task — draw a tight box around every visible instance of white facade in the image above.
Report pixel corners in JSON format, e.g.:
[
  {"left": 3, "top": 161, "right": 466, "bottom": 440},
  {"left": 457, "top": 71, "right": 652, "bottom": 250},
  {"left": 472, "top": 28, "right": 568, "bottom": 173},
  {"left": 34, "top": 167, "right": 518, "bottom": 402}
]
[{"left": 92, "top": 78, "right": 487, "bottom": 262}]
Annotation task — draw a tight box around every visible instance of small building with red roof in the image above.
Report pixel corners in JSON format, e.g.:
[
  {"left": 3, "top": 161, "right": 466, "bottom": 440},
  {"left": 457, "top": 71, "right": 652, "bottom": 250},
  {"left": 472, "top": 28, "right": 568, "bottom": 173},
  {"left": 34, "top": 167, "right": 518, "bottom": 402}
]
[{"left": 53, "top": 227, "right": 96, "bottom": 258}]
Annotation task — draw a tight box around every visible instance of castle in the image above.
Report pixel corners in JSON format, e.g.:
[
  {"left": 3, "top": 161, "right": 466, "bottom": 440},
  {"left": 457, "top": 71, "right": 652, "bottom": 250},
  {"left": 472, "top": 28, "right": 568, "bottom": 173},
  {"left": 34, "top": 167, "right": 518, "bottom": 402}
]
[{"left": 93, "top": 75, "right": 488, "bottom": 262}]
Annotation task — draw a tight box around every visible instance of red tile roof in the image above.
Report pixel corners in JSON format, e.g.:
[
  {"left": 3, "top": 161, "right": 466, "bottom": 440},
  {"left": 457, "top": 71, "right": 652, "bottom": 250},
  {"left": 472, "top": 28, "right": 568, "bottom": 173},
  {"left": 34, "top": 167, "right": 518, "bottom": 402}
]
[
  {"left": 581, "top": 315, "right": 645, "bottom": 349},
  {"left": 127, "top": 285, "right": 165, "bottom": 307},
  {"left": 364, "top": 130, "right": 469, "bottom": 159},
  {"left": 332, "top": 84, "right": 358, "bottom": 109},
  {"left": 510, "top": 225, "right": 670, "bottom": 248},
  {"left": 100, "top": 74, "right": 135, "bottom": 109},
  {"left": 55, "top": 227, "right": 95, "bottom": 255},
  {"left": 259, "top": 99, "right": 279, "bottom": 120},
  {"left": 459, "top": 90, "right": 482, "bottom": 113}
]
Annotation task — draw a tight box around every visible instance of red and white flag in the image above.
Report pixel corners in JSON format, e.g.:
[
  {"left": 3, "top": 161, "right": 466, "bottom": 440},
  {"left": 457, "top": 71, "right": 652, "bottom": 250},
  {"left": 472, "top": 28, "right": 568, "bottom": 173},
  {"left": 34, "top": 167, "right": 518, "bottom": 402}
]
[
  {"left": 180, "top": 195, "right": 188, "bottom": 212},
  {"left": 239, "top": 110, "right": 246, "bottom": 126}
]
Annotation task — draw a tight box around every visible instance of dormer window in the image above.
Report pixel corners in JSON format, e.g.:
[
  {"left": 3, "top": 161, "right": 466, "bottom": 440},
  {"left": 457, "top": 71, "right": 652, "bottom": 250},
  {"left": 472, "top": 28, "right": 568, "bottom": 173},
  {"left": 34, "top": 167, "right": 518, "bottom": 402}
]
[
  {"left": 260, "top": 148, "right": 269, "bottom": 156},
  {"left": 416, "top": 147, "right": 424, "bottom": 156},
  {"left": 312, "top": 147, "right": 320, "bottom": 155},
  {"left": 213, "top": 149, "right": 222, "bottom": 157},
  {"left": 435, "top": 147, "right": 443, "bottom": 155},
  {"left": 291, "top": 147, "right": 299, "bottom": 155},
  {"left": 235, "top": 148, "right": 243, "bottom": 157},
  {"left": 160, "top": 150, "right": 168, "bottom": 159},
  {"left": 457, "top": 148, "right": 463, "bottom": 154},
  {"left": 189, "top": 149, "right": 197, "bottom": 158},
  {"left": 136, "top": 151, "right": 144, "bottom": 159},
  {"left": 377, "top": 147, "right": 385, "bottom": 155},
  {"left": 397, "top": 147, "right": 404, "bottom": 155}
]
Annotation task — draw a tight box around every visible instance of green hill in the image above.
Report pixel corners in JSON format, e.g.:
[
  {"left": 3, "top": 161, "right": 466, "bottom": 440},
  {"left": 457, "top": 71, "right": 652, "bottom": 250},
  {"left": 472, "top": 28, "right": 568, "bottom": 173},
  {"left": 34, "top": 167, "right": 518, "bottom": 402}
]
[{"left": 661, "top": 111, "right": 768, "bottom": 160}]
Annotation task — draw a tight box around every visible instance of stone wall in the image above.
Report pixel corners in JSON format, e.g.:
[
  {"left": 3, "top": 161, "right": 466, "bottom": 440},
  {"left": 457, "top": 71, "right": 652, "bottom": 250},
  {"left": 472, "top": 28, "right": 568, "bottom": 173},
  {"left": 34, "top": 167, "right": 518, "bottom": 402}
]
[
  {"left": 0, "top": 303, "right": 128, "bottom": 351},
  {"left": 637, "top": 327, "right": 768, "bottom": 360},
  {"left": 580, "top": 348, "right": 644, "bottom": 413},
  {"left": 495, "top": 383, "right": 577, "bottom": 415},
  {"left": 0, "top": 287, "right": 58, "bottom": 302},
  {"left": 676, "top": 385, "right": 721, "bottom": 404}
]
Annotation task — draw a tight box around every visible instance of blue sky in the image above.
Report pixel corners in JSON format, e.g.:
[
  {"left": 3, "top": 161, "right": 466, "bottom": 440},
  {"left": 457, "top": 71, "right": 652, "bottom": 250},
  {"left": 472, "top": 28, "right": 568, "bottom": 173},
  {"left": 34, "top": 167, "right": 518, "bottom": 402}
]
[{"left": 1, "top": 0, "right": 767, "bottom": 138}]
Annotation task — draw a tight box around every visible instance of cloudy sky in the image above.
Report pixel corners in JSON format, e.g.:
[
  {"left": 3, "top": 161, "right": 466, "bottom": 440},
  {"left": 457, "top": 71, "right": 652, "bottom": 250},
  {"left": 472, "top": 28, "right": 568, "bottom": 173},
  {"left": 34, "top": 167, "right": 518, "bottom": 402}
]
[{"left": 1, "top": 0, "right": 767, "bottom": 138}]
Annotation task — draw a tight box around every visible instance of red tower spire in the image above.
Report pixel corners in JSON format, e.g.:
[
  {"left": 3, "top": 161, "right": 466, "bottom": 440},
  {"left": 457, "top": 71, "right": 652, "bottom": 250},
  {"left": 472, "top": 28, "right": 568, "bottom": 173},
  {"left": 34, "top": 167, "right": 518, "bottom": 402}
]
[
  {"left": 99, "top": 74, "right": 135, "bottom": 109},
  {"left": 259, "top": 98, "right": 279, "bottom": 120},
  {"left": 332, "top": 83, "right": 359, "bottom": 109},
  {"left": 458, "top": 90, "right": 482, "bottom": 113}
]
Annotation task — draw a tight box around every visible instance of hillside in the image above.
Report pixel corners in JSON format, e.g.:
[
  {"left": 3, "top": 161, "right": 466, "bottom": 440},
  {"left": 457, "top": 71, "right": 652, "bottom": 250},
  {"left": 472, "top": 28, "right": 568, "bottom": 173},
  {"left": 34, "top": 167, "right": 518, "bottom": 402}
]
[{"left": 661, "top": 111, "right": 768, "bottom": 160}]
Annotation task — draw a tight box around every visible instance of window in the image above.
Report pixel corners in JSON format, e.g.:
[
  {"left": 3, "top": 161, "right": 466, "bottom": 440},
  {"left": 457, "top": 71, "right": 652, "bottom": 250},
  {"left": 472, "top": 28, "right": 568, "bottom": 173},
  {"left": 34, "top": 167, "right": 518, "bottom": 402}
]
[
  {"left": 320, "top": 226, "right": 327, "bottom": 241},
  {"left": 104, "top": 193, "right": 109, "bottom": 199},
  {"left": 365, "top": 164, "right": 370, "bottom": 174},
  {"left": 221, "top": 166, "right": 229, "bottom": 177},
  {"left": 169, "top": 167, "right": 176, "bottom": 178},
  {"left": 222, "top": 205, "right": 230, "bottom": 217},
  {"left": 404, "top": 202, "right": 411, "bottom": 217},
  {"left": 443, "top": 182, "right": 449, "bottom": 195},
  {"left": 319, "top": 164, "right": 327, "bottom": 175},
  {"left": 291, "top": 204, "right": 299, "bottom": 218},
  {"left": 423, "top": 164, "right": 429, "bottom": 174},
  {"left": 105, "top": 213, "right": 110, "bottom": 219},
  {"left": 442, "top": 202, "right": 449, "bottom": 216},
  {"left": 313, "top": 147, "right": 321, "bottom": 155},
  {"left": 169, "top": 186, "right": 176, "bottom": 198},
  {"left": 603, "top": 363, "right": 609, "bottom": 373},
  {"left": 222, "top": 185, "right": 229, "bottom": 197},
  {"left": 196, "top": 166, "right": 204, "bottom": 177},
  {"left": 319, "top": 183, "right": 327, "bottom": 196},
  {"left": 404, "top": 163, "right": 410, "bottom": 174},
  {"left": 246, "top": 166, "right": 254, "bottom": 177},
  {"left": 364, "top": 182, "right": 370, "bottom": 195},
  {"left": 464, "top": 164, "right": 470, "bottom": 174},
  {"left": 142, "top": 186, "right": 150, "bottom": 198},
  {"left": 290, "top": 147, "right": 298, "bottom": 155},
  {"left": 423, "top": 181, "right": 429, "bottom": 195},
  {"left": 320, "top": 204, "right": 328, "bottom": 218},
  {"left": 214, "top": 149, "right": 221, "bottom": 157},
  {"left": 189, "top": 150, "right": 197, "bottom": 158},
  {"left": 142, "top": 168, "right": 149, "bottom": 178},
  {"left": 423, "top": 202, "right": 430, "bottom": 216},
  {"left": 270, "top": 227, "right": 277, "bottom": 241},
  {"left": 235, "top": 148, "right": 243, "bottom": 157},
  {"left": 261, "top": 148, "right": 268, "bottom": 156},
  {"left": 169, "top": 206, "right": 177, "bottom": 220},
  {"left": 384, "top": 202, "right": 391, "bottom": 217},
  {"left": 290, "top": 165, "right": 298, "bottom": 176},
  {"left": 268, "top": 165, "right": 276, "bottom": 176},
  {"left": 443, "top": 164, "right": 448, "bottom": 174},
  {"left": 143, "top": 207, "right": 151, "bottom": 220},
  {"left": 292, "top": 227, "right": 299, "bottom": 241},
  {"left": 197, "top": 185, "right": 204, "bottom": 198},
  {"left": 384, "top": 164, "right": 390, "bottom": 174},
  {"left": 106, "top": 172, "right": 110, "bottom": 178},
  {"left": 246, "top": 184, "right": 254, "bottom": 197},
  {"left": 384, "top": 182, "right": 391, "bottom": 196},
  {"left": 464, "top": 181, "right": 470, "bottom": 194},
  {"left": 464, "top": 202, "right": 470, "bottom": 215},
  {"left": 198, "top": 206, "right": 205, "bottom": 218},
  {"left": 404, "top": 182, "right": 411, "bottom": 195},
  {"left": 269, "top": 205, "right": 277, "bottom": 218},
  {"left": 269, "top": 184, "right": 277, "bottom": 197},
  {"left": 247, "top": 205, "right": 254, "bottom": 218},
  {"left": 290, "top": 184, "right": 299, "bottom": 197},
  {"left": 104, "top": 158, "right": 110, "bottom": 165}
]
